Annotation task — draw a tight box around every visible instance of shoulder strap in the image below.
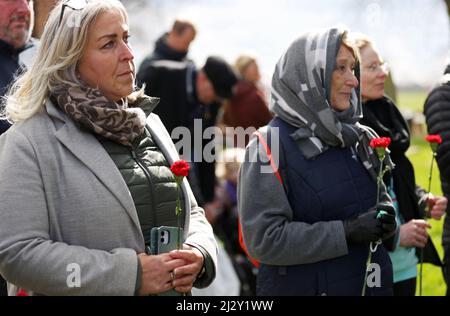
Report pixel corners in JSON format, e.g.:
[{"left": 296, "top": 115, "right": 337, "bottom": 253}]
[
  {"left": 238, "top": 126, "right": 288, "bottom": 268},
  {"left": 254, "top": 130, "right": 284, "bottom": 185}
]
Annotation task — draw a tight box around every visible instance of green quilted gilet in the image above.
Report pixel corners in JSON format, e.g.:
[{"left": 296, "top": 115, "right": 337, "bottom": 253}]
[{"left": 97, "top": 128, "right": 186, "bottom": 245}]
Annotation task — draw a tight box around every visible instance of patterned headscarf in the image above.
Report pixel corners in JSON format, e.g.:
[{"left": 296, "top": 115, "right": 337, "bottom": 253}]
[{"left": 270, "top": 27, "right": 390, "bottom": 180}]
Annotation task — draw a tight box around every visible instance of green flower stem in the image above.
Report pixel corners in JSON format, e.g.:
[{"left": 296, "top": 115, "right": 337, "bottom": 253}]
[
  {"left": 376, "top": 157, "right": 384, "bottom": 205},
  {"left": 419, "top": 151, "right": 436, "bottom": 296},
  {"left": 363, "top": 154, "right": 385, "bottom": 296},
  {"left": 176, "top": 180, "right": 182, "bottom": 250}
]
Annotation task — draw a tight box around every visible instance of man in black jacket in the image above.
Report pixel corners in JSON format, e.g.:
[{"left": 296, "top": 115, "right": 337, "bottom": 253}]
[
  {"left": 137, "top": 56, "right": 238, "bottom": 206},
  {"left": 0, "top": 0, "right": 32, "bottom": 296},
  {"left": 138, "top": 19, "right": 196, "bottom": 70},
  {"left": 0, "top": 0, "right": 32, "bottom": 137},
  {"left": 424, "top": 62, "right": 450, "bottom": 295}
]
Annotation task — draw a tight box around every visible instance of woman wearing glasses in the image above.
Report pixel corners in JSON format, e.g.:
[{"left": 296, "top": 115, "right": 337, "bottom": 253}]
[
  {"left": 354, "top": 34, "right": 447, "bottom": 296},
  {"left": 0, "top": 0, "right": 217, "bottom": 296}
]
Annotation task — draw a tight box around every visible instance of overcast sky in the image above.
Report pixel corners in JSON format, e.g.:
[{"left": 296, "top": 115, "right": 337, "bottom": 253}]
[{"left": 125, "top": 0, "right": 450, "bottom": 89}]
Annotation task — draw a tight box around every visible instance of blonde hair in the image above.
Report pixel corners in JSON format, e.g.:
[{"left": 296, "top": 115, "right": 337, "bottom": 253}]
[
  {"left": 347, "top": 32, "right": 374, "bottom": 52},
  {"left": 3, "top": 0, "right": 141, "bottom": 123},
  {"left": 341, "top": 32, "right": 361, "bottom": 63},
  {"left": 234, "top": 55, "right": 257, "bottom": 77}
]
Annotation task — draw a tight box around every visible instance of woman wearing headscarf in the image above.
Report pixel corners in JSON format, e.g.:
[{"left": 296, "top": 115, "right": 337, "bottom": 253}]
[
  {"left": 238, "top": 28, "right": 397, "bottom": 296},
  {"left": 354, "top": 34, "right": 447, "bottom": 296},
  {"left": 0, "top": 0, "right": 217, "bottom": 296}
]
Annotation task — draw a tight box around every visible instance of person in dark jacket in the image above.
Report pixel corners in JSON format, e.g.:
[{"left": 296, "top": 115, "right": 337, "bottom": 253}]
[
  {"left": 0, "top": 0, "right": 217, "bottom": 296},
  {"left": 222, "top": 55, "right": 273, "bottom": 147},
  {"left": 424, "top": 61, "right": 450, "bottom": 295},
  {"left": 136, "top": 56, "right": 238, "bottom": 206},
  {"left": 137, "top": 19, "right": 196, "bottom": 72},
  {"left": 238, "top": 28, "right": 397, "bottom": 296},
  {"left": 354, "top": 34, "right": 447, "bottom": 296},
  {"left": 0, "top": 0, "right": 32, "bottom": 137},
  {"left": 0, "top": 0, "right": 32, "bottom": 296}
]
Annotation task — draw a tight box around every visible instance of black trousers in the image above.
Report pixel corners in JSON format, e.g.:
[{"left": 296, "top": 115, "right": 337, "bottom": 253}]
[
  {"left": 0, "top": 275, "right": 6, "bottom": 296},
  {"left": 393, "top": 278, "right": 416, "bottom": 296}
]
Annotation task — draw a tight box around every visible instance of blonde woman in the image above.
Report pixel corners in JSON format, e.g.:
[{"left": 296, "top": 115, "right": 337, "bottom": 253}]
[
  {"left": 0, "top": 0, "right": 217, "bottom": 296},
  {"left": 354, "top": 33, "right": 447, "bottom": 296}
]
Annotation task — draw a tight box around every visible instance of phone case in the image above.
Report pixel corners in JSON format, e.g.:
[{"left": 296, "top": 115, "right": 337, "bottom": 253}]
[
  {"left": 150, "top": 226, "right": 184, "bottom": 254},
  {"left": 150, "top": 226, "right": 184, "bottom": 296}
]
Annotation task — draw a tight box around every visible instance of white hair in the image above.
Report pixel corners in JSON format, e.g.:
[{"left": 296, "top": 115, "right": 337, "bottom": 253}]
[{"left": 2, "top": 0, "right": 141, "bottom": 123}]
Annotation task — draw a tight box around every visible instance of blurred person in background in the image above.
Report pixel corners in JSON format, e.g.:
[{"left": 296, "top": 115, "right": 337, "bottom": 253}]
[
  {"left": 424, "top": 59, "right": 450, "bottom": 296},
  {"left": 138, "top": 19, "right": 196, "bottom": 69},
  {"left": 221, "top": 55, "right": 272, "bottom": 147},
  {"left": 20, "top": 0, "right": 59, "bottom": 68},
  {"left": 206, "top": 148, "right": 257, "bottom": 295},
  {"left": 354, "top": 33, "right": 447, "bottom": 296},
  {"left": 137, "top": 55, "right": 238, "bottom": 208},
  {"left": 0, "top": 0, "right": 33, "bottom": 137}
]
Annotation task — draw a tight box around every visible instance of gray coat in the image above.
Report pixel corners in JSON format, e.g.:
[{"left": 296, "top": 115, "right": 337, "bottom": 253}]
[{"left": 0, "top": 100, "right": 217, "bottom": 296}]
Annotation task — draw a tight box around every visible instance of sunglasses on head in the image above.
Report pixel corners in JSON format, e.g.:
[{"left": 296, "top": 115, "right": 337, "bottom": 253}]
[{"left": 58, "top": 0, "right": 87, "bottom": 27}]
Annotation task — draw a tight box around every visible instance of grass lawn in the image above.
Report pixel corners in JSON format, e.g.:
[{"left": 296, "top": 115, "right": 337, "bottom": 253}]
[
  {"left": 399, "top": 90, "right": 447, "bottom": 296},
  {"left": 397, "top": 90, "right": 428, "bottom": 113}
]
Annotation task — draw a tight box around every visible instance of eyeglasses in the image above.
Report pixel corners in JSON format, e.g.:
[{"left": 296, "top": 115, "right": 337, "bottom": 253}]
[
  {"left": 364, "top": 62, "right": 389, "bottom": 74},
  {"left": 58, "top": 0, "right": 87, "bottom": 27}
]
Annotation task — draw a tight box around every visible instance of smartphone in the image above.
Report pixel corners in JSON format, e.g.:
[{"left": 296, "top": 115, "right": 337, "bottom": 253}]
[
  {"left": 150, "top": 226, "right": 184, "bottom": 296},
  {"left": 150, "top": 226, "right": 183, "bottom": 255}
]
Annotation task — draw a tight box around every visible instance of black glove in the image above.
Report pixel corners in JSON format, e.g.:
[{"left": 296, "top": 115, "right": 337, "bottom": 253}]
[
  {"left": 343, "top": 209, "right": 384, "bottom": 244},
  {"left": 376, "top": 202, "right": 397, "bottom": 241},
  {"left": 343, "top": 202, "right": 397, "bottom": 244}
]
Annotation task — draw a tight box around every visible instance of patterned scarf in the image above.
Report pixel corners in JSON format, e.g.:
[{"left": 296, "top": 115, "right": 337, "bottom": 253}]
[
  {"left": 270, "top": 27, "right": 389, "bottom": 180},
  {"left": 52, "top": 84, "right": 147, "bottom": 146}
]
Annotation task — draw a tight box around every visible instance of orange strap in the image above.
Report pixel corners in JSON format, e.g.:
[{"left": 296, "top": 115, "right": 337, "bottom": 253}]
[
  {"left": 254, "top": 131, "right": 283, "bottom": 184},
  {"left": 238, "top": 130, "right": 284, "bottom": 268}
]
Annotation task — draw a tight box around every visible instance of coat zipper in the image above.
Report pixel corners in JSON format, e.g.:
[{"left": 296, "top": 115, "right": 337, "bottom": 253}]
[{"left": 131, "top": 147, "right": 158, "bottom": 228}]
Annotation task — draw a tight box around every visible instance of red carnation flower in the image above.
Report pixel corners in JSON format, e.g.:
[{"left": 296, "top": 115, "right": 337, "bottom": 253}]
[
  {"left": 425, "top": 134, "right": 442, "bottom": 144},
  {"left": 16, "top": 289, "right": 28, "bottom": 296},
  {"left": 369, "top": 137, "right": 391, "bottom": 149},
  {"left": 170, "top": 160, "right": 190, "bottom": 178}
]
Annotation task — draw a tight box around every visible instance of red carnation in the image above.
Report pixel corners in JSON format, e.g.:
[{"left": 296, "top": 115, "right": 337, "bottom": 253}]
[
  {"left": 420, "top": 133, "right": 443, "bottom": 295},
  {"left": 16, "top": 289, "right": 28, "bottom": 296},
  {"left": 170, "top": 160, "right": 190, "bottom": 178},
  {"left": 369, "top": 137, "right": 391, "bottom": 149},
  {"left": 425, "top": 134, "right": 442, "bottom": 144}
]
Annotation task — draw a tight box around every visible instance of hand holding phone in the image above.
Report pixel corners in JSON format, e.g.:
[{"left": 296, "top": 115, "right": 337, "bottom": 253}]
[{"left": 150, "top": 226, "right": 184, "bottom": 296}]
